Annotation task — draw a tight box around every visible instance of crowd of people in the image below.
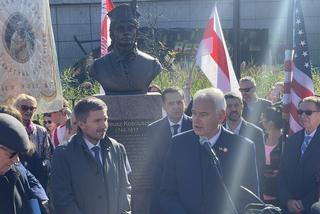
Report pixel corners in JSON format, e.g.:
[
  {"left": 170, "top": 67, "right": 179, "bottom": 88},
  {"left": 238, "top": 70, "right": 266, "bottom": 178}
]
[{"left": 0, "top": 76, "right": 320, "bottom": 214}]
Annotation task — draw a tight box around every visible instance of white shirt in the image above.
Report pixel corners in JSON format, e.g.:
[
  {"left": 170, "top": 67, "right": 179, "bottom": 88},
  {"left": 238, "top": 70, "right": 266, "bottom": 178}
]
[
  {"left": 304, "top": 129, "right": 316, "bottom": 141},
  {"left": 168, "top": 116, "right": 183, "bottom": 136},
  {"left": 206, "top": 126, "right": 222, "bottom": 148},
  {"left": 226, "top": 119, "right": 243, "bottom": 135},
  {"left": 83, "top": 137, "right": 103, "bottom": 163}
]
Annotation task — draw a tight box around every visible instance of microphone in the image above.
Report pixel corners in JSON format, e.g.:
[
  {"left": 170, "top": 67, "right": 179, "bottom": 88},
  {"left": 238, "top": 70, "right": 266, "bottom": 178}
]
[{"left": 199, "top": 136, "right": 220, "bottom": 166}]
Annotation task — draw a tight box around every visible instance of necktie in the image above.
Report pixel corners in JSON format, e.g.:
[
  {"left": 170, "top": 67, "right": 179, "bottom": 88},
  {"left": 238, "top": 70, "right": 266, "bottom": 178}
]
[
  {"left": 301, "top": 135, "right": 312, "bottom": 156},
  {"left": 91, "top": 146, "right": 103, "bottom": 169},
  {"left": 172, "top": 124, "right": 180, "bottom": 135}
]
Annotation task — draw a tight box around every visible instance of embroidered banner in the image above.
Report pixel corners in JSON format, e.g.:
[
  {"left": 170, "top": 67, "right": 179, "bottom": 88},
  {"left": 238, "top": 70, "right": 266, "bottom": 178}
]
[{"left": 0, "top": 0, "right": 63, "bottom": 112}]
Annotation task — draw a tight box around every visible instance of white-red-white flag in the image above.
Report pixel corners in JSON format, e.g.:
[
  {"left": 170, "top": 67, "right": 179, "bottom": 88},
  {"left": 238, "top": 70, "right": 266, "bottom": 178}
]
[
  {"left": 196, "top": 5, "right": 239, "bottom": 94},
  {"left": 100, "top": 0, "right": 114, "bottom": 57},
  {"left": 283, "top": 0, "right": 314, "bottom": 134}
]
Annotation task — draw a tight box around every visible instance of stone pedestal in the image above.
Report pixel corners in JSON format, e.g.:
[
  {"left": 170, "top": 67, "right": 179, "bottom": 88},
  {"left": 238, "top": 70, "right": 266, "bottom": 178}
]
[{"left": 96, "top": 93, "right": 162, "bottom": 214}]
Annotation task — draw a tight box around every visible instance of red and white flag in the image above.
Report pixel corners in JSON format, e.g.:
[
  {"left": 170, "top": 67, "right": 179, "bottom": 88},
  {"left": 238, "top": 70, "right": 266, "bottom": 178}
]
[
  {"left": 100, "top": 0, "right": 114, "bottom": 57},
  {"left": 196, "top": 5, "right": 239, "bottom": 94},
  {"left": 283, "top": 0, "right": 314, "bottom": 134}
]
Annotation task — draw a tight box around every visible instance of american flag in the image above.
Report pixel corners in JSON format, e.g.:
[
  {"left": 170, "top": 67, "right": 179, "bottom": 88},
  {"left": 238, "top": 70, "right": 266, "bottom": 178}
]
[
  {"left": 283, "top": 0, "right": 314, "bottom": 134},
  {"left": 100, "top": 0, "right": 114, "bottom": 57},
  {"left": 196, "top": 4, "right": 239, "bottom": 94}
]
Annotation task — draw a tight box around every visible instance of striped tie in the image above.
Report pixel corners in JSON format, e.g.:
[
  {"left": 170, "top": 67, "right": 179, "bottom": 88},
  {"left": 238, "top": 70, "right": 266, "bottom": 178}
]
[{"left": 301, "top": 135, "right": 312, "bottom": 156}]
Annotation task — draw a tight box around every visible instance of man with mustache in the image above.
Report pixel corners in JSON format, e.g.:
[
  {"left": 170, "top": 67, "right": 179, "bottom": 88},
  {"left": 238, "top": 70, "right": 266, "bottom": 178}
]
[
  {"left": 51, "top": 97, "right": 131, "bottom": 214},
  {"left": 224, "top": 92, "right": 265, "bottom": 194}
]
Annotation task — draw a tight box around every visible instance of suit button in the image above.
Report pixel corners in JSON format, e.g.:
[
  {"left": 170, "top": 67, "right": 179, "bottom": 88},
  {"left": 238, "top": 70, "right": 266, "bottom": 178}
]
[{"left": 98, "top": 195, "right": 102, "bottom": 199}]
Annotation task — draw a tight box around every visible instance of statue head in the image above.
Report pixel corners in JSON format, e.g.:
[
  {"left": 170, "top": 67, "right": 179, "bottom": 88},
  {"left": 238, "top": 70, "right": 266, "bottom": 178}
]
[{"left": 108, "top": 1, "right": 140, "bottom": 52}]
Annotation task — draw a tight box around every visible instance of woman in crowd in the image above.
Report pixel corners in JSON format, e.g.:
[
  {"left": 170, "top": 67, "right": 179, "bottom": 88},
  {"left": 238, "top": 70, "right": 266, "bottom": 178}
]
[
  {"left": 260, "top": 107, "right": 285, "bottom": 206},
  {"left": 43, "top": 113, "right": 57, "bottom": 138},
  {"left": 13, "top": 94, "right": 53, "bottom": 189}
]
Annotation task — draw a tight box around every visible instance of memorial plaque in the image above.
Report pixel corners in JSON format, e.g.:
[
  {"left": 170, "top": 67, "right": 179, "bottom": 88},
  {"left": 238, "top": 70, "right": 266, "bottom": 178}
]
[
  {"left": 96, "top": 93, "right": 162, "bottom": 214},
  {"left": 107, "top": 119, "right": 154, "bottom": 188}
]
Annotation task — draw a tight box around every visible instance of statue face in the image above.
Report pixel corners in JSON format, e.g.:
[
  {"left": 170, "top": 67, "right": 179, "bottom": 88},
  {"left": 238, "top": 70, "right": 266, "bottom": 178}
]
[{"left": 112, "top": 22, "right": 137, "bottom": 49}]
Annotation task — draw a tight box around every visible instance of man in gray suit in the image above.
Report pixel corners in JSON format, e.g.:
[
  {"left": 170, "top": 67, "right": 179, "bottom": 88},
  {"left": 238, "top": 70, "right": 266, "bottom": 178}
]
[{"left": 51, "top": 97, "right": 131, "bottom": 214}]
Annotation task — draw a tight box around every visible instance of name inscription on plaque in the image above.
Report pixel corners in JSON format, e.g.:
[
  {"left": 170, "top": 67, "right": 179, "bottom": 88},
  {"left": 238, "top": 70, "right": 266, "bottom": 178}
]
[{"left": 107, "top": 119, "right": 153, "bottom": 189}]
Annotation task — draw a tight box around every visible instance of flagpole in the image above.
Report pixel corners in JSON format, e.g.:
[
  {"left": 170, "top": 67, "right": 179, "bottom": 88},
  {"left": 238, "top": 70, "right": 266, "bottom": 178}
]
[
  {"left": 233, "top": 0, "right": 240, "bottom": 80},
  {"left": 282, "top": 0, "right": 294, "bottom": 137}
]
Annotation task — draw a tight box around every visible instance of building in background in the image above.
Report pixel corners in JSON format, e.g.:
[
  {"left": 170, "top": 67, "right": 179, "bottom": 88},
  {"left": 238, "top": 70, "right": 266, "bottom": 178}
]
[{"left": 49, "top": 0, "right": 320, "bottom": 71}]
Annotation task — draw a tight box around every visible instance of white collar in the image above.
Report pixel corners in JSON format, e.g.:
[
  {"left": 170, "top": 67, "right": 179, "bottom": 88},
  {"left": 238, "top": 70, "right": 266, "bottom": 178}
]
[
  {"left": 304, "top": 129, "right": 317, "bottom": 138},
  {"left": 83, "top": 137, "right": 101, "bottom": 150},
  {"left": 206, "top": 126, "right": 222, "bottom": 147},
  {"left": 226, "top": 119, "right": 243, "bottom": 135},
  {"left": 168, "top": 115, "right": 183, "bottom": 127}
]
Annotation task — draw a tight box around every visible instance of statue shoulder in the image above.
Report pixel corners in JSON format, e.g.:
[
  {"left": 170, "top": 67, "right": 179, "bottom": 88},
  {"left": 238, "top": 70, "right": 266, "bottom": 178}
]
[
  {"left": 89, "top": 52, "right": 115, "bottom": 76},
  {"left": 136, "top": 49, "right": 162, "bottom": 69}
]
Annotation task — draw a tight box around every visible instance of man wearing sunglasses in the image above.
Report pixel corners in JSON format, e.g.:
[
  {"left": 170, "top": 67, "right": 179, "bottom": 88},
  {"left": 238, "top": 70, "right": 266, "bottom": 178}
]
[
  {"left": 279, "top": 96, "right": 320, "bottom": 214},
  {"left": 239, "top": 76, "right": 272, "bottom": 128}
]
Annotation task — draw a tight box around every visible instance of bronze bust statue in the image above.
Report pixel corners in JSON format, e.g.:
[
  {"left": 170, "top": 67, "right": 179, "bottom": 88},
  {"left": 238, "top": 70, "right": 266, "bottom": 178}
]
[{"left": 90, "top": 1, "right": 162, "bottom": 95}]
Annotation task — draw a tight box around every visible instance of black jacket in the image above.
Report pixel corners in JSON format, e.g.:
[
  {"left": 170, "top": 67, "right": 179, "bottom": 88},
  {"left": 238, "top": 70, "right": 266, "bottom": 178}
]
[{"left": 0, "top": 163, "right": 47, "bottom": 214}]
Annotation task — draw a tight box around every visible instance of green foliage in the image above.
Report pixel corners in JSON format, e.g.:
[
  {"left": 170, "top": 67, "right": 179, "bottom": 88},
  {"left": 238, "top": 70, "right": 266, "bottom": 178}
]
[
  {"left": 240, "top": 64, "right": 284, "bottom": 98},
  {"left": 152, "top": 61, "right": 211, "bottom": 95},
  {"left": 61, "top": 68, "right": 100, "bottom": 106},
  {"left": 61, "top": 63, "right": 320, "bottom": 102}
]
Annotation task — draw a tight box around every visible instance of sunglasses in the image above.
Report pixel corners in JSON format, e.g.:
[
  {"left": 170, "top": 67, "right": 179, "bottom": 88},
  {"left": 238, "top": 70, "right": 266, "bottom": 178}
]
[
  {"left": 297, "top": 109, "right": 320, "bottom": 116},
  {"left": 44, "top": 120, "right": 52, "bottom": 124},
  {"left": 0, "top": 146, "right": 18, "bottom": 158},
  {"left": 239, "top": 86, "right": 254, "bottom": 93},
  {"left": 20, "top": 105, "right": 36, "bottom": 112}
]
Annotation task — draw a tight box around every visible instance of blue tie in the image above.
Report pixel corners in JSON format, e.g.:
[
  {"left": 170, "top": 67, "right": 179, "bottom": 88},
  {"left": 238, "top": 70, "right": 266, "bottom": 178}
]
[
  {"left": 301, "top": 135, "right": 312, "bottom": 156},
  {"left": 91, "top": 146, "right": 103, "bottom": 169},
  {"left": 172, "top": 124, "right": 180, "bottom": 135}
]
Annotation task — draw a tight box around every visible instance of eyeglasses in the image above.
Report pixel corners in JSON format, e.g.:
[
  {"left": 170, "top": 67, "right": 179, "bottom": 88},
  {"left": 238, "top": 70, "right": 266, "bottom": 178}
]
[
  {"left": 43, "top": 120, "right": 52, "bottom": 125},
  {"left": 20, "top": 105, "right": 36, "bottom": 112},
  {"left": 239, "top": 86, "right": 254, "bottom": 93},
  {"left": 297, "top": 109, "right": 320, "bottom": 116},
  {"left": 0, "top": 146, "right": 18, "bottom": 158}
]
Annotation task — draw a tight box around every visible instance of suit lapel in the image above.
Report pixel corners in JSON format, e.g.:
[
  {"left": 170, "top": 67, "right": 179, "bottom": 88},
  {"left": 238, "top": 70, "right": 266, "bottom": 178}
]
[
  {"left": 100, "top": 138, "right": 112, "bottom": 173},
  {"left": 239, "top": 120, "right": 247, "bottom": 135},
  {"left": 163, "top": 117, "right": 172, "bottom": 138},
  {"left": 78, "top": 135, "right": 102, "bottom": 171},
  {"left": 300, "top": 127, "right": 320, "bottom": 162}
]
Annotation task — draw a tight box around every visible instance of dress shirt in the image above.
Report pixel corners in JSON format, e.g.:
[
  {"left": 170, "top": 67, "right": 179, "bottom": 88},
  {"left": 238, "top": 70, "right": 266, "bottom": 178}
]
[
  {"left": 304, "top": 129, "right": 316, "bottom": 139},
  {"left": 206, "top": 126, "right": 222, "bottom": 148},
  {"left": 83, "top": 137, "right": 103, "bottom": 163},
  {"left": 226, "top": 119, "right": 243, "bottom": 135},
  {"left": 168, "top": 116, "right": 183, "bottom": 135}
]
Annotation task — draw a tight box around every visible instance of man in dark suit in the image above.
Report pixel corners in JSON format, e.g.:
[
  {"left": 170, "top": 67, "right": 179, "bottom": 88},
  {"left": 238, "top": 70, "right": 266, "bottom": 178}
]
[
  {"left": 160, "top": 88, "right": 259, "bottom": 214},
  {"left": 279, "top": 96, "right": 320, "bottom": 214},
  {"left": 51, "top": 97, "right": 131, "bottom": 214},
  {"left": 239, "top": 76, "right": 272, "bottom": 127},
  {"left": 147, "top": 87, "right": 192, "bottom": 214},
  {"left": 224, "top": 92, "right": 265, "bottom": 193}
]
